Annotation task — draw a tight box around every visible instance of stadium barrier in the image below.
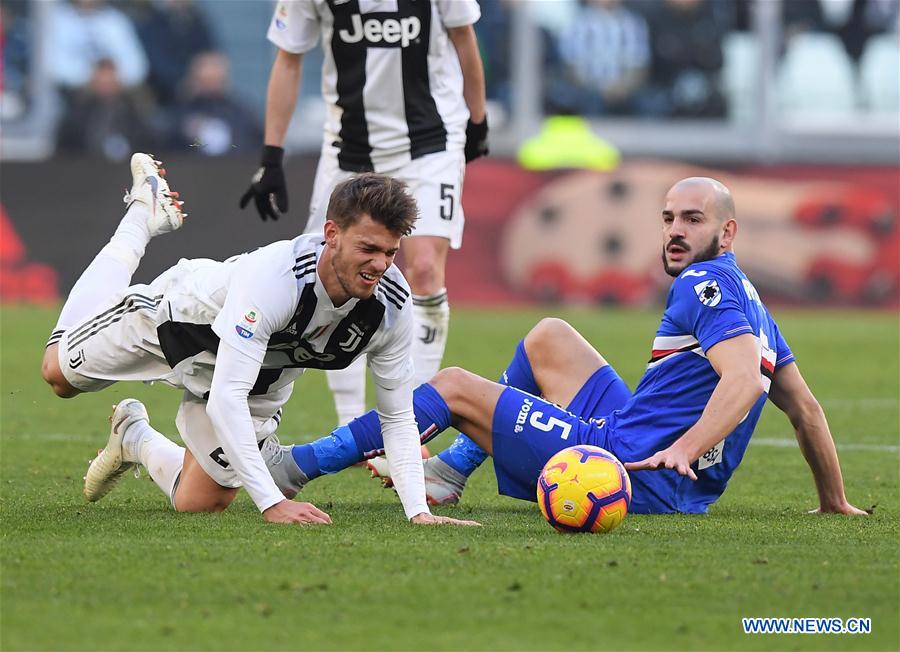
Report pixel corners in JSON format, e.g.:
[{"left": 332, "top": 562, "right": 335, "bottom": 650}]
[{"left": 2, "top": 156, "right": 897, "bottom": 307}]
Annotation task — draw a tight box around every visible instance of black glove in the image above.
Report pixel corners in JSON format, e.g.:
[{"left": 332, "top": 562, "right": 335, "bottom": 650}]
[
  {"left": 464, "top": 117, "right": 489, "bottom": 163},
  {"left": 240, "top": 145, "right": 288, "bottom": 221}
]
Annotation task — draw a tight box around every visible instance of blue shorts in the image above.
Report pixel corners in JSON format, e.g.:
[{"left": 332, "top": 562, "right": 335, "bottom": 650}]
[
  {"left": 491, "top": 365, "right": 680, "bottom": 514},
  {"left": 491, "top": 365, "right": 631, "bottom": 502}
]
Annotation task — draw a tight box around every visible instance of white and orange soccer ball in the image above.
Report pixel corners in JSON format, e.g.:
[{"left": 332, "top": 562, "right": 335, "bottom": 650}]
[{"left": 537, "top": 445, "right": 632, "bottom": 533}]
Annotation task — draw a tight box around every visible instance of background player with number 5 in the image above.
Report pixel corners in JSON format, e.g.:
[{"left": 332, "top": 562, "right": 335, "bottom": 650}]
[{"left": 241, "top": 0, "right": 488, "bottom": 432}]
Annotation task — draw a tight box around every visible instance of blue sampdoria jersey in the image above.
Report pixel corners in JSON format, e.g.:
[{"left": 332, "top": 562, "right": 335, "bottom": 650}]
[{"left": 606, "top": 252, "right": 795, "bottom": 512}]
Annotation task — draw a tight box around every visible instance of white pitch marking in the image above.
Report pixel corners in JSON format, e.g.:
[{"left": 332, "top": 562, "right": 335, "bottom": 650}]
[{"left": 752, "top": 438, "right": 899, "bottom": 453}]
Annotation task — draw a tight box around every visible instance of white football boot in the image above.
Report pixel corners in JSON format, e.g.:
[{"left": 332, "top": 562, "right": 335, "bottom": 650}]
[
  {"left": 83, "top": 399, "right": 149, "bottom": 502},
  {"left": 123, "top": 153, "right": 185, "bottom": 236},
  {"left": 368, "top": 455, "right": 467, "bottom": 506}
]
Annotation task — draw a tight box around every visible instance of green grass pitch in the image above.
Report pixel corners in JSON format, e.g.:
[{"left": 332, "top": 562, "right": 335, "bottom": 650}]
[{"left": 1, "top": 305, "right": 898, "bottom": 651}]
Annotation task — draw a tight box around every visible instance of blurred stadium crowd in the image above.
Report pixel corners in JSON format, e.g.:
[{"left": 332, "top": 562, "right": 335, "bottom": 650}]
[{"left": 1, "top": 0, "right": 898, "bottom": 161}]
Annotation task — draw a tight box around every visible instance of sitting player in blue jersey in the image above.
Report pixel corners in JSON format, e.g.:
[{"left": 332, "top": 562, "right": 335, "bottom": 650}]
[{"left": 266, "top": 177, "right": 867, "bottom": 515}]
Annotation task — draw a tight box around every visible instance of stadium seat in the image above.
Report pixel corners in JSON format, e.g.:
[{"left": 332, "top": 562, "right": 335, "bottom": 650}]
[
  {"left": 722, "top": 32, "right": 760, "bottom": 123},
  {"left": 776, "top": 33, "right": 857, "bottom": 116},
  {"left": 859, "top": 34, "right": 900, "bottom": 113}
]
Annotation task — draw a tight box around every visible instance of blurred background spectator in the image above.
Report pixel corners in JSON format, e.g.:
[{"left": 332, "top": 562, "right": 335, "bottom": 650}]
[
  {"left": 167, "top": 50, "right": 262, "bottom": 156},
  {"left": 134, "top": 0, "right": 217, "bottom": 108},
  {"left": 1, "top": 0, "right": 897, "bottom": 159},
  {"left": 44, "top": 0, "right": 148, "bottom": 93},
  {"left": 549, "top": 0, "right": 652, "bottom": 116},
  {"left": 55, "top": 57, "right": 157, "bottom": 160},
  {"left": 1, "top": 0, "right": 31, "bottom": 122},
  {"left": 638, "top": 0, "right": 729, "bottom": 118}
]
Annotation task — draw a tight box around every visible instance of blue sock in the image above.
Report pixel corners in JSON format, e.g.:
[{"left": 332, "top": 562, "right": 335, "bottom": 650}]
[
  {"left": 439, "top": 339, "right": 538, "bottom": 477},
  {"left": 290, "top": 383, "right": 453, "bottom": 479}
]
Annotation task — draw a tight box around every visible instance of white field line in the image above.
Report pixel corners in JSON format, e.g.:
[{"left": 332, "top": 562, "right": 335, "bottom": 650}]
[
  {"left": 7, "top": 432, "right": 899, "bottom": 454},
  {"left": 819, "top": 398, "right": 898, "bottom": 409},
  {"left": 752, "top": 438, "right": 899, "bottom": 453}
]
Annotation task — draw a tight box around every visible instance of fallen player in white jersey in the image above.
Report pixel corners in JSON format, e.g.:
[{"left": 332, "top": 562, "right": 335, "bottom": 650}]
[{"left": 41, "top": 153, "right": 479, "bottom": 528}]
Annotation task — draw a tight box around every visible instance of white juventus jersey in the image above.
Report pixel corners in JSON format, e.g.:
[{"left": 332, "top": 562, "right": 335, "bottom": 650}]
[
  {"left": 268, "top": 0, "right": 480, "bottom": 172},
  {"left": 152, "top": 233, "right": 414, "bottom": 401}
]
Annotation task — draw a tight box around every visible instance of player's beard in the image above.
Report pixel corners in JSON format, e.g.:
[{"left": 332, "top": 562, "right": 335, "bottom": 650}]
[
  {"left": 662, "top": 234, "right": 721, "bottom": 277},
  {"left": 330, "top": 246, "right": 376, "bottom": 301}
]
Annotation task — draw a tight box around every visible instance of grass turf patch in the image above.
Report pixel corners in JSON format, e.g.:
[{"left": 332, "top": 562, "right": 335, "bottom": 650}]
[{"left": 2, "top": 306, "right": 897, "bottom": 651}]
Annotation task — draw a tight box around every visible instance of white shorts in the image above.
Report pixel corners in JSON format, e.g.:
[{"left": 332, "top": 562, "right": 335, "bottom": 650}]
[
  {"left": 57, "top": 282, "right": 177, "bottom": 393},
  {"left": 56, "top": 279, "right": 293, "bottom": 489},
  {"left": 307, "top": 147, "right": 466, "bottom": 249},
  {"left": 176, "top": 390, "right": 287, "bottom": 489}
]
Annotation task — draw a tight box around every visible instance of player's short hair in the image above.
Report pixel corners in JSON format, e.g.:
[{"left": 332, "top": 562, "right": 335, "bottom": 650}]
[{"left": 326, "top": 173, "right": 418, "bottom": 237}]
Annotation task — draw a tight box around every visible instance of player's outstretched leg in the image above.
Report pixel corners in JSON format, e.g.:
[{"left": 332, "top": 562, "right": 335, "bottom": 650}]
[
  {"left": 265, "top": 383, "right": 454, "bottom": 499},
  {"left": 42, "top": 155, "right": 186, "bottom": 396},
  {"left": 369, "top": 338, "right": 541, "bottom": 503},
  {"left": 426, "top": 339, "right": 541, "bottom": 502},
  {"left": 84, "top": 399, "right": 185, "bottom": 506}
]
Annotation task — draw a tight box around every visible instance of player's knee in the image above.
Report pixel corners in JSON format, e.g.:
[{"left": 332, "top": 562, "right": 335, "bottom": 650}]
[
  {"left": 430, "top": 366, "right": 477, "bottom": 410},
  {"left": 525, "top": 318, "right": 576, "bottom": 361},
  {"left": 41, "top": 353, "right": 79, "bottom": 399},
  {"left": 173, "top": 492, "right": 235, "bottom": 513},
  {"left": 404, "top": 253, "right": 442, "bottom": 293}
]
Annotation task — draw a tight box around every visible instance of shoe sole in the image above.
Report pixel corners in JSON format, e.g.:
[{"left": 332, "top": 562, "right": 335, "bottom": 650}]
[{"left": 83, "top": 399, "right": 145, "bottom": 502}]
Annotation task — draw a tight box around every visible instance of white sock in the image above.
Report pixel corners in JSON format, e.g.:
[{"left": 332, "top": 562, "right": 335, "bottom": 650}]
[
  {"left": 326, "top": 355, "right": 368, "bottom": 425},
  {"left": 51, "top": 203, "right": 151, "bottom": 335},
  {"left": 411, "top": 289, "right": 449, "bottom": 386},
  {"left": 123, "top": 420, "right": 184, "bottom": 508}
]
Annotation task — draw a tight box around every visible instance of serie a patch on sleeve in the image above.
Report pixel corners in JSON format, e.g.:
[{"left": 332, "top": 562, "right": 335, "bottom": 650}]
[
  {"left": 236, "top": 308, "right": 261, "bottom": 339},
  {"left": 693, "top": 279, "right": 722, "bottom": 307}
]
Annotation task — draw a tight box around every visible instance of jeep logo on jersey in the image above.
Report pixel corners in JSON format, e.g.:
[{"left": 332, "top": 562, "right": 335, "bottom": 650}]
[{"left": 338, "top": 14, "right": 421, "bottom": 48}]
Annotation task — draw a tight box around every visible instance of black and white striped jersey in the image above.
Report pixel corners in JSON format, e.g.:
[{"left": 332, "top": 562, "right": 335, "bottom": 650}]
[
  {"left": 154, "top": 233, "right": 414, "bottom": 401},
  {"left": 268, "top": 0, "right": 480, "bottom": 172}
]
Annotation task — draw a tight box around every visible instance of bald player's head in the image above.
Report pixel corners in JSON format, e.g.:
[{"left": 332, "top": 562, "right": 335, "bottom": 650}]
[
  {"left": 660, "top": 177, "right": 737, "bottom": 277},
  {"left": 668, "top": 177, "right": 735, "bottom": 222}
]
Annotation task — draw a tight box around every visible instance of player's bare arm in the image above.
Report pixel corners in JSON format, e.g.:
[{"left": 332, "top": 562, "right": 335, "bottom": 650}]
[
  {"left": 447, "top": 25, "right": 486, "bottom": 123},
  {"left": 264, "top": 48, "right": 303, "bottom": 148},
  {"left": 625, "top": 333, "right": 764, "bottom": 480},
  {"left": 767, "top": 362, "right": 868, "bottom": 516}
]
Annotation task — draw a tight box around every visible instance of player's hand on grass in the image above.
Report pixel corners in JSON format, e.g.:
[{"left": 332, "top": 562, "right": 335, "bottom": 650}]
[
  {"left": 410, "top": 512, "right": 481, "bottom": 527},
  {"left": 240, "top": 145, "right": 288, "bottom": 221},
  {"left": 810, "top": 502, "right": 871, "bottom": 516},
  {"left": 624, "top": 448, "right": 698, "bottom": 481},
  {"left": 263, "top": 499, "right": 332, "bottom": 525}
]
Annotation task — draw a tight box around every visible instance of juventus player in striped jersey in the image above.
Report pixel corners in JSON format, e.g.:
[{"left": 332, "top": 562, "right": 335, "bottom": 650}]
[
  {"left": 240, "top": 0, "right": 488, "bottom": 430},
  {"left": 41, "top": 154, "right": 478, "bottom": 527},
  {"left": 268, "top": 178, "right": 866, "bottom": 517}
]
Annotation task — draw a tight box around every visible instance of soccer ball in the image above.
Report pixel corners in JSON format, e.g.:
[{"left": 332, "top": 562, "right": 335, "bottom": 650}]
[{"left": 537, "top": 445, "right": 632, "bottom": 533}]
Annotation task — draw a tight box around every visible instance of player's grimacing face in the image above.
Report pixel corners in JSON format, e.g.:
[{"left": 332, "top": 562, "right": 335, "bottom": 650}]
[
  {"left": 660, "top": 186, "right": 724, "bottom": 277},
  {"left": 329, "top": 214, "right": 401, "bottom": 300}
]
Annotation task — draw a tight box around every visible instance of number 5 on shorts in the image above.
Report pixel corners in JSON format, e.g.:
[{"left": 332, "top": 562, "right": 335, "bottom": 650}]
[
  {"left": 529, "top": 411, "right": 572, "bottom": 440},
  {"left": 439, "top": 183, "right": 455, "bottom": 221}
]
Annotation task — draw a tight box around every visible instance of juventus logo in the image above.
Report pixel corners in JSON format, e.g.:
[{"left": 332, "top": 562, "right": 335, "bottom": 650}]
[
  {"left": 69, "top": 350, "right": 86, "bottom": 369},
  {"left": 339, "top": 324, "right": 365, "bottom": 352},
  {"left": 419, "top": 326, "right": 438, "bottom": 345}
]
